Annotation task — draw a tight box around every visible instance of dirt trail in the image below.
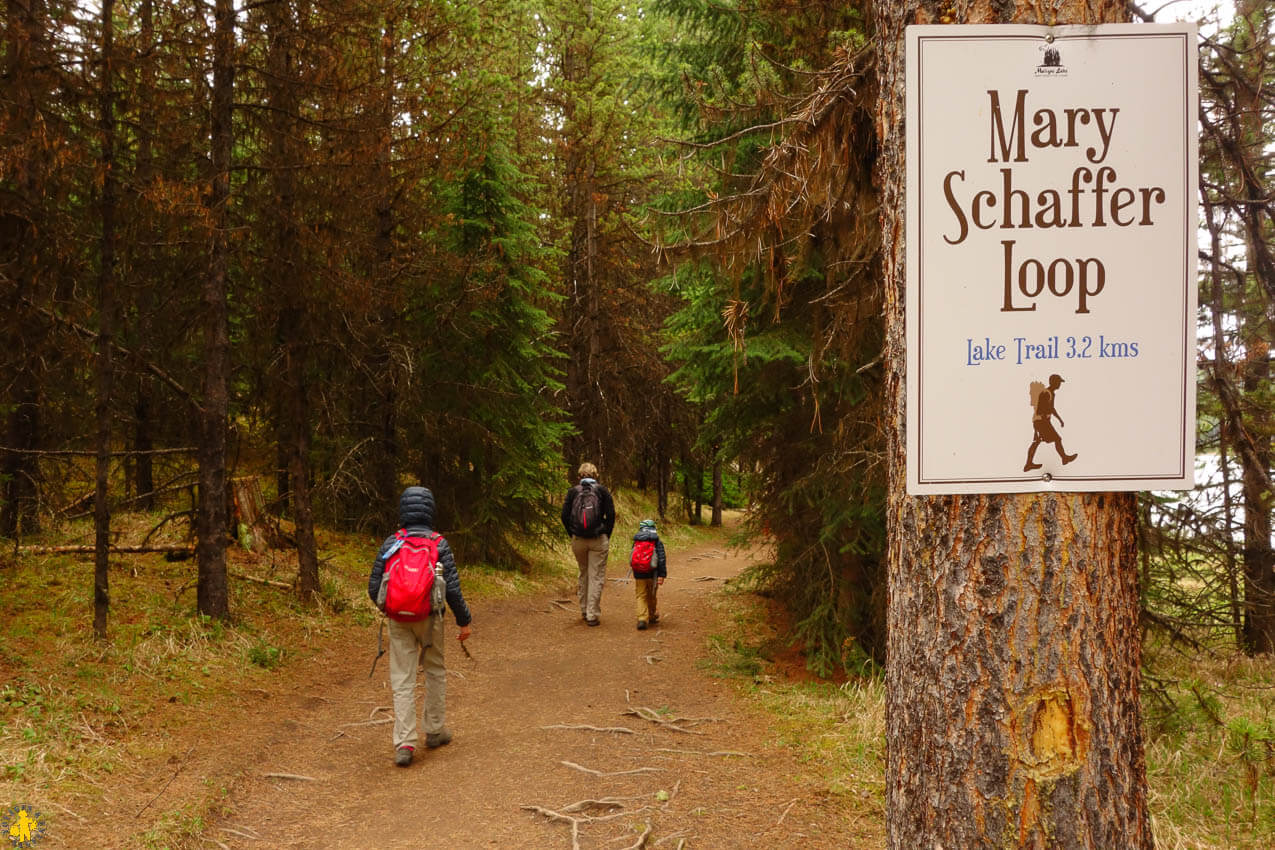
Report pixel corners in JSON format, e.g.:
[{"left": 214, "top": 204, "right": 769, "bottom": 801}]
[{"left": 54, "top": 535, "right": 867, "bottom": 849}]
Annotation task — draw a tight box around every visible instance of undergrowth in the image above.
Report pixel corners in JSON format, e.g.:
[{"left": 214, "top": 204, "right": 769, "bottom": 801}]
[
  {"left": 0, "top": 487, "right": 710, "bottom": 847},
  {"left": 704, "top": 581, "right": 1275, "bottom": 850}
]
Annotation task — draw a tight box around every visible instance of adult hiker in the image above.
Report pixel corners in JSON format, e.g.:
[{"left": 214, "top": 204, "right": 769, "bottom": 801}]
[
  {"left": 368, "top": 486, "right": 472, "bottom": 767},
  {"left": 561, "top": 462, "right": 616, "bottom": 626},
  {"left": 1024, "top": 373, "right": 1078, "bottom": 472}
]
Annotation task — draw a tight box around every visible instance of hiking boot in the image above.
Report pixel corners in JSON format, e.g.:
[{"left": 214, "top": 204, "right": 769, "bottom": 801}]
[
  {"left": 636, "top": 620, "right": 648, "bottom": 631},
  {"left": 395, "top": 746, "right": 414, "bottom": 767},
  {"left": 425, "top": 729, "right": 453, "bottom": 749},
  {"left": 1061, "top": 453, "right": 1077, "bottom": 465},
  {"left": 586, "top": 618, "right": 600, "bottom": 627},
  {"left": 649, "top": 614, "right": 659, "bottom": 624}
]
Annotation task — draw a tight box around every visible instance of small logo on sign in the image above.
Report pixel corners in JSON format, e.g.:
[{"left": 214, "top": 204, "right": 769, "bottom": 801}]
[
  {"left": 1036, "top": 42, "right": 1067, "bottom": 76},
  {"left": 3, "top": 804, "right": 47, "bottom": 847}
]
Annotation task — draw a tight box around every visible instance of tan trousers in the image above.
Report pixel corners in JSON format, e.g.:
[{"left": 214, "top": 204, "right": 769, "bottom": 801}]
[
  {"left": 387, "top": 615, "right": 446, "bottom": 750},
  {"left": 572, "top": 534, "right": 609, "bottom": 620},
  {"left": 634, "top": 577, "right": 658, "bottom": 624}
]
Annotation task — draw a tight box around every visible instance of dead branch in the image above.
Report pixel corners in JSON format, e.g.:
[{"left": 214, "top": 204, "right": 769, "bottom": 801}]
[
  {"left": 776, "top": 798, "right": 798, "bottom": 825},
  {"left": 140, "top": 510, "right": 195, "bottom": 546},
  {"left": 231, "top": 571, "right": 294, "bottom": 590},
  {"left": 137, "top": 745, "right": 194, "bottom": 817},
  {"left": 262, "top": 772, "right": 318, "bottom": 781},
  {"left": 561, "top": 760, "right": 664, "bottom": 777},
  {"left": 19, "top": 544, "right": 194, "bottom": 555},
  {"left": 0, "top": 446, "right": 195, "bottom": 457},
  {"left": 542, "top": 724, "right": 636, "bottom": 734}
]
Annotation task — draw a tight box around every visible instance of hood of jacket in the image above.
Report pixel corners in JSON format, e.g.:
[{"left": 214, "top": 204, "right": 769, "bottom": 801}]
[{"left": 398, "top": 486, "right": 435, "bottom": 528}]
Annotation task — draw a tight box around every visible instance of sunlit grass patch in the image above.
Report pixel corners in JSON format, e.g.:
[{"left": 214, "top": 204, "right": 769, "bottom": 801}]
[
  {"left": 1145, "top": 645, "right": 1275, "bottom": 850},
  {"left": 700, "top": 586, "right": 886, "bottom": 842}
]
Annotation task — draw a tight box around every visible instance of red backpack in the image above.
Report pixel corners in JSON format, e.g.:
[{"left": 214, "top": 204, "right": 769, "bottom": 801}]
[
  {"left": 379, "top": 530, "right": 444, "bottom": 622},
  {"left": 630, "top": 539, "right": 656, "bottom": 575}
]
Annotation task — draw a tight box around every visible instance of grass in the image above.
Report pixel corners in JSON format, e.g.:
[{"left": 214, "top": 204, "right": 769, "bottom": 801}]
[
  {"left": 0, "top": 486, "right": 714, "bottom": 847},
  {"left": 703, "top": 581, "right": 1275, "bottom": 849}
]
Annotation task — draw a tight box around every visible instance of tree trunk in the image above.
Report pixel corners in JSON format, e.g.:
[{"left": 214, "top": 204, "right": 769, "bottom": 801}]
[
  {"left": 1240, "top": 346, "right": 1273, "bottom": 653},
  {"left": 131, "top": 0, "right": 157, "bottom": 512},
  {"left": 1234, "top": 0, "right": 1274, "bottom": 655},
  {"left": 1, "top": 0, "right": 50, "bottom": 539},
  {"left": 263, "top": 0, "right": 320, "bottom": 601},
  {"left": 93, "top": 0, "right": 118, "bottom": 641},
  {"left": 711, "top": 449, "right": 723, "bottom": 527},
  {"left": 657, "top": 451, "right": 669, "bottom": 520},
  {"left": 196, "top": 0, "right": 234, "bottom": 620},
  {"left": 874, "top": 1, "right": 1152, "bottom": 848},
  {"left": 365, "top": 10, "right": 400, "bottom": 528}
]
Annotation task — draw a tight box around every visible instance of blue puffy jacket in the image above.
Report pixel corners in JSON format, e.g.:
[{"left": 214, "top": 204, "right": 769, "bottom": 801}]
[
  {"left": 367, "top": 487, "right": 472, "bottom": 627},
  {"left": 630, "top": 527, "right": 667, "bottom": 579}
]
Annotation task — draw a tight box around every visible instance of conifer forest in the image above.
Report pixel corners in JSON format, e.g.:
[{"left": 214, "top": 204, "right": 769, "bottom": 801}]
[{"left": 0, "top": 0, "right": 1272, "bottom": 848}]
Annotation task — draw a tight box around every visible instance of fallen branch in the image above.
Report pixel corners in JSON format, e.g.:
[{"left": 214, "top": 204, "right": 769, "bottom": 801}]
[
  {"left": 561, "top": 797, "right": 641, "bottom": 812},
  {"left": 19, "top": 544, "right": 194, "bottom": 555},
  {"left": 231, "top": 572, "right": 293, "bottom": 590},
  {"left": 337, "top": 717, "right": 392, "bottom": 728},
  {"left": 692, "top": 576, "right": 718, "bottom": 582},
  {"left": 137, "top": 745, "right": 194, "bottom": 817},
  {"left": 542, "top": 724, "right": 635, "bottom": 735},
  {"left": 263, "top": 772, "right": 318, "bottom": 782},
  {"left": 47, "top": 801, "right": 85, "bottom": 822},
  {"left": 561, "top": 760, "right": 664, "bottom": 777},
  {"left": 776, "top": 798, "right": 798, "bottom": 825},
  {"left": 219, "top": 826, "right": 260, "bottom": 841}
]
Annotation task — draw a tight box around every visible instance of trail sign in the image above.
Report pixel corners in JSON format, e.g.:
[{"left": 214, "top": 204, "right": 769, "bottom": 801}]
[{"left": 905, "top": 24, "right": 1198, "bottom": 495}]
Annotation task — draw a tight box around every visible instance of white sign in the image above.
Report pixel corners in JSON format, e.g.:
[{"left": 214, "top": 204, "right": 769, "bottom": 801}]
[{"left": 905, "top": 24, "right": 1198, "bottom": 495}]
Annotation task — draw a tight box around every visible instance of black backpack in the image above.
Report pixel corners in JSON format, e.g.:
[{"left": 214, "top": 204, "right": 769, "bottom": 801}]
[{"left": 571, "top": 482, "right": 604, "bottom": 537}]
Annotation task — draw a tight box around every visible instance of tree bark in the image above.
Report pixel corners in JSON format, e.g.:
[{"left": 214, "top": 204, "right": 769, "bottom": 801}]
[
  {"left": 710, "top": 449, "right": 723, "bottom": 527},
  {"left": 131, "top": 0, "right": 158, "bottom": 512},
  {"left": 1233, "top": 0, "right": 1274, "bottom": 655},
  {"left": 874, "top": 1, "right": 1152, "bottom": 848},
  {"left": 1, "top": 0, "right": 51, "bottom": 539},
  {"left": 263, "top": 0, "right": 320, "bottom": 601},
  {"left": 94, "top": 0, "right": 118, "bottom": 641},
  {"left": 196, "top": 0, "right": 234, "bottom": 619}
]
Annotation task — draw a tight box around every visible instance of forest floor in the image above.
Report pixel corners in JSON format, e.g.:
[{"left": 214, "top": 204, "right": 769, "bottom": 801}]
[{"left": 32, "top": 523, "right": 877, "bottom": 849}]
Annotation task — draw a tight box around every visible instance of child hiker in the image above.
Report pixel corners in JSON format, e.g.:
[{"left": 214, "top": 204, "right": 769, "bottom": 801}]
[
  {"left": 629, "top": 519, "right": 667, "bottom": 630},
  {"left": 367, "top": 486, "right": 472, "bottom": 767}
]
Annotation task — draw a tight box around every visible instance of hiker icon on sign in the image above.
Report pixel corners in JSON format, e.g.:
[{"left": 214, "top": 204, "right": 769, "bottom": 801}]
[{"left": 1023, "top": 374, "right": 1078, "bottom": 472}]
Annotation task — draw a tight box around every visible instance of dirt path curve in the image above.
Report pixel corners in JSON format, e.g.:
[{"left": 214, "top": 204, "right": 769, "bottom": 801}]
[{"left": 192, "top": 535, "right": 859, "bottom": 849}]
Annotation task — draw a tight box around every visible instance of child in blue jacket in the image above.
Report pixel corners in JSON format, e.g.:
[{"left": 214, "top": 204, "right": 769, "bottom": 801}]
[{"left": 629, "top": 519, "right": 667, "bottom": 630}]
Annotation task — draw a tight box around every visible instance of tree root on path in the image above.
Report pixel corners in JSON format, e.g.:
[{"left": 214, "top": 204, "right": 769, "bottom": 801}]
[
  {"left": 651, "top": 747, "right": 750, "bottom": 757},
  {"left": 542, "top": 723, "right": 636, "bottom": 734},
  {"left": 622, "top": 706, "right": 724, "bottom": 734},
  {"left": 521, "top": 802, "right": 648, "bottom": 850},
  {"left": 560, "top": 760, "right": 664, "bottom": 777}
]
